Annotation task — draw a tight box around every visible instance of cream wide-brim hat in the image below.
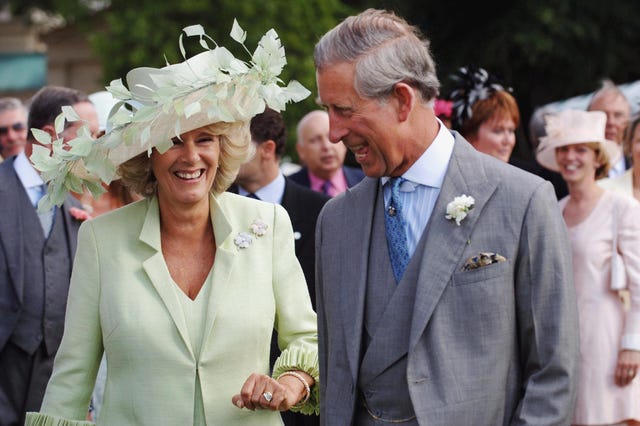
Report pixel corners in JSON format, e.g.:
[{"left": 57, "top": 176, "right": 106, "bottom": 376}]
[
  {"left": 31, "top": 22, "right": 310, "bottom": 209},
  {"left": 536, "top": 109, "right": 621, "bottom": 172}
]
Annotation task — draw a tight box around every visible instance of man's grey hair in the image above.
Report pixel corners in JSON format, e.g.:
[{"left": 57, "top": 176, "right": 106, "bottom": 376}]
[
  {"left": 314, "top": 9, "right": 440, "bottom": 103},
  {"left": 0, "top": 97, "right": 27, "bottom": 116},
  {"left": 587, "top": 79, "right": 631, "bottom": 112}
]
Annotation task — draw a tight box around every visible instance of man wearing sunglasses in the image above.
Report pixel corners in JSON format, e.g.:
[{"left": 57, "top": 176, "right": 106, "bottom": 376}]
[{"left": 0, "top": 98, "right": 28, "bottom": 161}]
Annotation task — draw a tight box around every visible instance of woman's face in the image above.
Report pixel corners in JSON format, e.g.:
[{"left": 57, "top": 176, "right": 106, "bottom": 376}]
[
  {"left": 467, "top": 115, "right": 516, "bottom": 162},
  {"left": 631, "top": 124, "right": 640, "bottom": 171},
  {"left": 151, "top": 127, "right": 220, "bottom": 208},
  {"left": 555, "top": 143, "right": 600, "bottom": 185}
]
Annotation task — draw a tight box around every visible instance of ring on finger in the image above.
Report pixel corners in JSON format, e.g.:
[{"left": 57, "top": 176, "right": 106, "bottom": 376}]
[
  {"left": 628, "top": 369, "right": 635, "bottom": 377},
  {"left": 263, "top": 391, "right": 273, "bottom": 402}
]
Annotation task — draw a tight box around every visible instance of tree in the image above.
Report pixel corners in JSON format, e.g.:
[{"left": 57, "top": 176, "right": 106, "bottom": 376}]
[
  {"left": 9, "top": 0, "right": 350, "bottom": 160},
  {"left": 343, "top": 0, "right": 640, "bottom": 159}
]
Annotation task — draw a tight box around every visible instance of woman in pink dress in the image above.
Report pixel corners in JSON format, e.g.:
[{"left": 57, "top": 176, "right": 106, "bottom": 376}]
[{"left": 537, "top": 109, "right": 640, "bottom": 425}]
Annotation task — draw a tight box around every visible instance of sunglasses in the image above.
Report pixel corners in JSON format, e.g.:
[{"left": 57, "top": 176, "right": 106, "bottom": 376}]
[{"left": 0, "top": 122, "right": 26, "bottom": 136}]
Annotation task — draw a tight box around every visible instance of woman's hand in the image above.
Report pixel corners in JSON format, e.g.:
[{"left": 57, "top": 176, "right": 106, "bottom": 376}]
[
  {"left": 232, "top": 372, "right": 308, "bottom": 411},
  {"left": 614, "top": 349, "right": 640, "bottom": 386}
]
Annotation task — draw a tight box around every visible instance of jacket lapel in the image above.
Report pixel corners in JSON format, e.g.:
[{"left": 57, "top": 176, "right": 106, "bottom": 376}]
[
  {"left": 338, "top": 177, "right": 378, "bottom": 380},
  {"left": 139, "top": 197, "right": 194, "bottom": 358},
  {"left": 0, "top": 160, "right": 25, "bottom": 303},
  {"left": 409, "top": 136, "right": 498, "bottom": 351},
  {"left": 198, "top": 194, "right": 237, "bottom": 359}
]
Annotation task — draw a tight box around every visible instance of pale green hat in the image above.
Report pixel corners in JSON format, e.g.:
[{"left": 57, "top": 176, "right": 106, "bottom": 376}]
[{"left": 31, "top": 20, "right": 310, "bottom": 210}]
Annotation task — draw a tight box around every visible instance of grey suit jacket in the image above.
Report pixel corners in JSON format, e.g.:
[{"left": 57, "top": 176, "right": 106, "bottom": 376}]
[
  {"left": 0, "top": 157, "right": 81, "bottom": 351},
  {"left": 315, "top": 135, "right": 579, "bottom": 425}
]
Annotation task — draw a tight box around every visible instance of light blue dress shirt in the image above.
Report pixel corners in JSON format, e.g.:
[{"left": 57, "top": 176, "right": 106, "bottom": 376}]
[{"left": 237, "top": 173, "right": 285, "bottom": 204}]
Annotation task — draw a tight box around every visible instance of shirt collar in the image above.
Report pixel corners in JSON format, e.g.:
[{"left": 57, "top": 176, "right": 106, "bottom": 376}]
[
  {"left": 381, "top": 118, "right": 454, "bottom": 188},
  {"left": 13, "top": 151, "right": 43, "bottom": 190},
  {"left": 237, "top": 173, "right": 285, "bottom": 204}
]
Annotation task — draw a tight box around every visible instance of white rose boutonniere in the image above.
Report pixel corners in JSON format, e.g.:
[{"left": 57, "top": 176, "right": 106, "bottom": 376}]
[{"left": 445, "top": 195, "right": 475, "bottom": 226}]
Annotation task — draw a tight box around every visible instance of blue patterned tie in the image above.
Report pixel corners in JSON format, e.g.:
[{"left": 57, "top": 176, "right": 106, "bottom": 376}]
[
  {"left": 385, "top": 177, "right": 410, "bottom": 283},
  {"left": 35, "top": 184, "right": 54, "bottom": 237}
]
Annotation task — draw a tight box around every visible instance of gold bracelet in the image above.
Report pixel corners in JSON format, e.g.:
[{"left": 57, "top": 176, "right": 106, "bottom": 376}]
[{"left": 276, "top": 371, "right": 311, "bottom": 406}]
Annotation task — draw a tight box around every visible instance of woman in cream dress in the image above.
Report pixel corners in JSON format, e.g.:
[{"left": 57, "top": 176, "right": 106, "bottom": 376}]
[{"left": 537, "top": 109, "right": 640, "bottom": 426}]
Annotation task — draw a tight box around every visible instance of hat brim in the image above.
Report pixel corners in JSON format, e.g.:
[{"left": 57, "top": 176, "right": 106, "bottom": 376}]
[{"left": 536, "top": 136, "right": 621, "bottom": 173}]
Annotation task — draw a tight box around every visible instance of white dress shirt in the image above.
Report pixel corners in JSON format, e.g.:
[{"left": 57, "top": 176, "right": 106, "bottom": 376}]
[
  {"left": 237, "top": 173, "right": 285, "bottom": 205},
  {"left": 14, "top": 152, "right": 45, "bottom": 207}
]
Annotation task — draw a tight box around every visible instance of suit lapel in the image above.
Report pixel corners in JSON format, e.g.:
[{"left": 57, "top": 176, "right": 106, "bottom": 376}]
[
  {"left": 199, "top": 194, "right": 237, "bottom": 359},
  {"left": 338, "top": 177, "right": 378, "bottom": 379},
  {"left": 409, "top": 136, "right": 498, "bottom": 351},
  {"left": 139, "top": 197, "right": 194, "bottom": 357},
  {"left": 0, "top": 160, "right": 25, "bottom": 302}
]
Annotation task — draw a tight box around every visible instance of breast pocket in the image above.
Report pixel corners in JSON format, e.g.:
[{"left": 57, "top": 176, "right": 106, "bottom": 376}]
[{"left": 451, "top": 260, "right": 510, "bottom": 286}]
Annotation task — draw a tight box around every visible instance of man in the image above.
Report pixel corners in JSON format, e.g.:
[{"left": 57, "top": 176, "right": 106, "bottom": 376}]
[
  {"left": 289, "top": 110, "right": 364, "bottom": 196},
  {"left": 587, "top": 80, "right": 632, "bottom": 178},
  {"left": 231, "top": 108, "right": 328, "bottom": 426},
  {"left": 314, "top": 10, "right": 578, "bottom": 426},
  {"left": 0, "top": 86, "right": 99, "bottom": 425},
  {"left": 0, "top": 98, "right": 28, "bottom": 160}
]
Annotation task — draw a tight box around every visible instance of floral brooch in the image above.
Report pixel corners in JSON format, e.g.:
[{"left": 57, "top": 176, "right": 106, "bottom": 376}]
[
  {"left": 445, "top": 195, "right": 475, "bottom": 226},
  {"left": 234, "top": 218, "right": 269, "bottom": 249}
]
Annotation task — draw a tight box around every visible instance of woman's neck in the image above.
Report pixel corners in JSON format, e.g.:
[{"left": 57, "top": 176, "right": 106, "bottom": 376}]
[
  {"left": 157, "top": 195, "right": 212, "bottom": 241},
  {"left": 567, "top": 178, "right": 603, "bottom": 203}
]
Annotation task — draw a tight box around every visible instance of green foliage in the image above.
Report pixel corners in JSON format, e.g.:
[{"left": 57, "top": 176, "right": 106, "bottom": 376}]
[{"left": 9, "top": 0, "right": 348, "bottom": 160}]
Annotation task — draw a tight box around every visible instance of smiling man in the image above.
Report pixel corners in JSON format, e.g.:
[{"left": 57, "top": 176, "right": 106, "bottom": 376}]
[{"left": 313, "top": 9, "right": 579, "bottom": 426}]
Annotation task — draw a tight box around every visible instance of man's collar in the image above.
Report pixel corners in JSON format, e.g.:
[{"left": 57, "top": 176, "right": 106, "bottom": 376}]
[
  {"left": 13, "top": 151, "right": 43, "bottom": 189},
  {"left": 237, "top": 173, "right": 285, "bottom": 204},
  {"left": 381, "top": 118, "right": 454, "bottom": 188}
]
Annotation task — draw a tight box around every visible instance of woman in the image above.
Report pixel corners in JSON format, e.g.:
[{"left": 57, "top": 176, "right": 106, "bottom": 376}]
[
  {"left": 449, "top": 66, "right": 520, "bottom": 162},
  {"left": 26, "top": 22, "right": 318, "bottom": 425},
  {"left": 537, "top": 109, "right": 640, "bottom": 426},
  {"left": 600, "top": 114, "right": 640, "bottom": 200}
]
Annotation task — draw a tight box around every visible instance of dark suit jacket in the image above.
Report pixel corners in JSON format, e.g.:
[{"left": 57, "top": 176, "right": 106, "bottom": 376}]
[
  {"left": 288, "top": 166, "right": 365, "bottom": 191},
  {"left": 0, "top": 157, "right": 82, "bottom": 352}
]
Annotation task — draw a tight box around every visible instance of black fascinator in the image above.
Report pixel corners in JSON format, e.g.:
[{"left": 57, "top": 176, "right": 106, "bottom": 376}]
[{"left": 449, "top": 66, "right": 511, "bottom": 131}]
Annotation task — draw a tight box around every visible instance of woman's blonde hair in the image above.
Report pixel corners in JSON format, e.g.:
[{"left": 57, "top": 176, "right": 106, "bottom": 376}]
[
  {"left": 117, "top": 121, "right": 252, "bottom": 196},
  {"left": 585, "top": 142, "right": 611, "bottom": 180}
]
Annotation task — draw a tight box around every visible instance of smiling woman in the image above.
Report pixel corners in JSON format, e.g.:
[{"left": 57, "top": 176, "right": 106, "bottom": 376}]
[
  {"left": 25, "top": 20, "right": 318, "bottom": 426},
  {"left": 537, "top": 109, "right": 640, "bottom": 425}
]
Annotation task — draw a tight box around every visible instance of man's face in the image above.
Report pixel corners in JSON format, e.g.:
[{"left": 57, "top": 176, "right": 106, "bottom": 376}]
[
  {"left": 588, "top": 92, "right": 630, "bottom": 145},
  {"left": 296, "top": 111, "right": 346, "bottom": 180},
  {"left": 60, "top": 101, "right": 100, "bottom": 142},
  {"left": 316, "top": 62, "right": 406, "bottom": 178},
  {"left": 0, "top": 108, "right": 27, "bottom": 157}
]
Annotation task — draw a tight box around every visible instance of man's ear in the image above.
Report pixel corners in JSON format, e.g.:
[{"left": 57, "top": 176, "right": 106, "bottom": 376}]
[
  {"left": 260, "top": 140, "right": 277, "bottom": 160},
  {"left": 295, "top": 142, "right": 306, "bottom": 163},
  {"left": 41, "top": 124, "right": 58, "bottom": 139},
  {"left": 393, "top": 82, "right": 416, "bottom": 122}
]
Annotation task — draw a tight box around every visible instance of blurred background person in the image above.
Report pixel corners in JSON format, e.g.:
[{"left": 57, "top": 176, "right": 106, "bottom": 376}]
[
  {"left": 0, "top": 86, "right": 93, "bottom": 426},
  {"left": 26, "top": 23, "right": 318, "bottom": 425},
  {"left": 433, "top": 98, "right": 453, "bottom": 129},
  {"left": 587, "top": 80, "right": 632, "bottom": 178},
  {"left": 449, "top": 66, "right": 520, "bottom": 163},
  {"left": 231, "top": 107, "right": 327, "bottom": 426},
  {"left": 537, "top": 109, "right": 640, "bottom": 426},
  {"left": 289, "top": 110, "right": 364, "bottom": 196},
  {"left": 0, "top": 97, "right": 28, "bottom": 161},
  {"left": 600, "top": 114, "right": 640, "bottom": 201}
]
